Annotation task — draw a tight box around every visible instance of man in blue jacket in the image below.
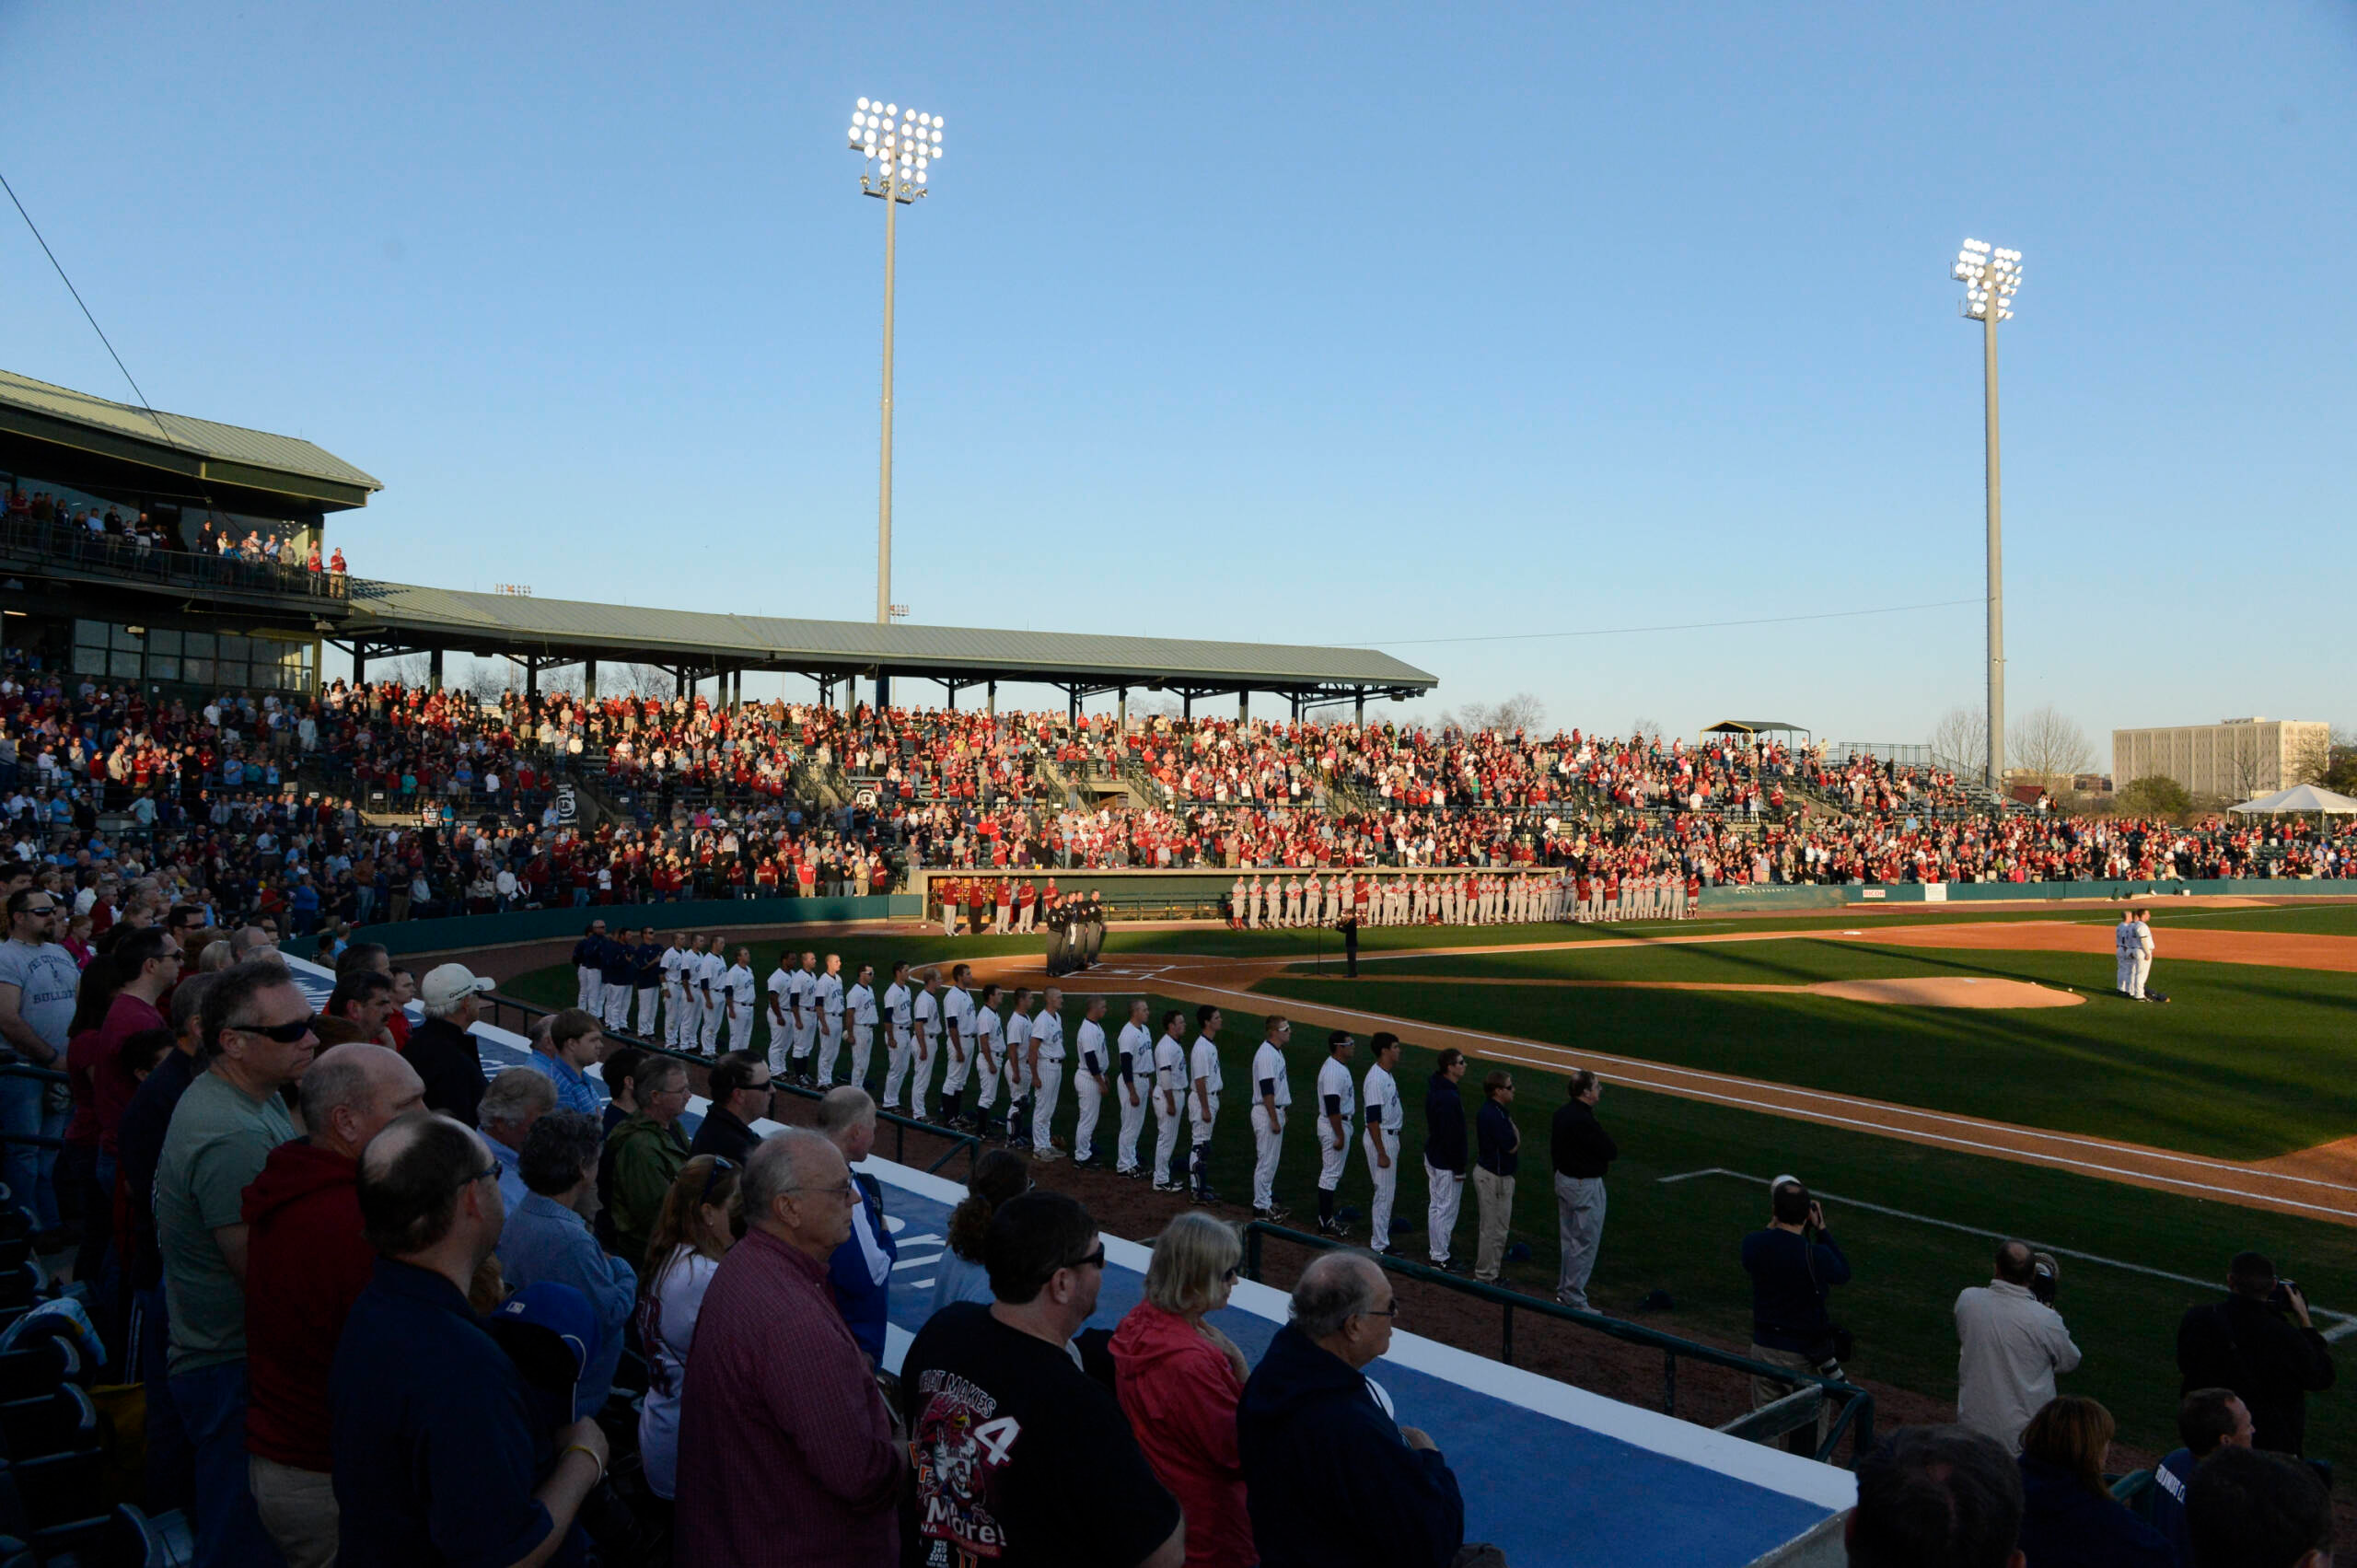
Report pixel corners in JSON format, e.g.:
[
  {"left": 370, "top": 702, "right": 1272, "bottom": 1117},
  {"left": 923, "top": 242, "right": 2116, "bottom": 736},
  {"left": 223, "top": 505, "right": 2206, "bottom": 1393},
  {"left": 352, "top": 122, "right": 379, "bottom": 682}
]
[
  {"left": 1237, "top": 1252, "right": 1470, "bottom": 1568},
  {"left": 817, "top": 1086, "right": 898, "bottom": 1367},
  {"left": 1422, "top": 1050, "right": 1469, "bottom": 1273}
]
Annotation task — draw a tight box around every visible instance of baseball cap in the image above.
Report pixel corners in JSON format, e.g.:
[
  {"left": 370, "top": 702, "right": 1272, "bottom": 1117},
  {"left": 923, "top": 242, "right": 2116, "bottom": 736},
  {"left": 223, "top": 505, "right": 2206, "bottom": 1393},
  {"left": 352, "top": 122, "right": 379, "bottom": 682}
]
[{"left": 419, "top": 962, "right": 494, "bottom": 1012}]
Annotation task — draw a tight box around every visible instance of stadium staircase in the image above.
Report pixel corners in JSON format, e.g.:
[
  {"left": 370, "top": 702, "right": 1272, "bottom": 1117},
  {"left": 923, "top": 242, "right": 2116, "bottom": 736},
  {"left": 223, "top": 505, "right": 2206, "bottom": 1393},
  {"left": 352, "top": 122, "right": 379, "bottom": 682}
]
[{"left": 0, "top": 1146, "right": 189, "bottom": 1566}]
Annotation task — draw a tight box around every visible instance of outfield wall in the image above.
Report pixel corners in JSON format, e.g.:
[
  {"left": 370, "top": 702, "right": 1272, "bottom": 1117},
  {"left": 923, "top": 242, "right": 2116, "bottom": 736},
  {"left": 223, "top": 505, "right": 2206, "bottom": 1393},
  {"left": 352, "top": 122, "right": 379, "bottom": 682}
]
[{"left": 296, "top": 893, "right": 923, "bottom": 958}]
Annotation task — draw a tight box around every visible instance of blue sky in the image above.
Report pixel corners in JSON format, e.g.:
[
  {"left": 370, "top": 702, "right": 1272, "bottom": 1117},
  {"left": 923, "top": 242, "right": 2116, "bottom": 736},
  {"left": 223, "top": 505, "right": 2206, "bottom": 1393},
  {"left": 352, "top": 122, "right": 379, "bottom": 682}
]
[{"left": 3, "top": 1, "right": 2351, "bottom": 758}]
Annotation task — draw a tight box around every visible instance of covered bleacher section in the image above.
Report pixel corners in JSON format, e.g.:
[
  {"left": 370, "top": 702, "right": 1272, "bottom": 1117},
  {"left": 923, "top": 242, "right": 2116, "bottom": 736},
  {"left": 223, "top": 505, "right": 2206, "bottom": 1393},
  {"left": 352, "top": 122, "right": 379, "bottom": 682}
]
[
  {"left": 333, "top": 580, "right": 1436, "bottom": 721},
  {"left": 1, "top": 365, "right": 1435, "bottom": 714}
]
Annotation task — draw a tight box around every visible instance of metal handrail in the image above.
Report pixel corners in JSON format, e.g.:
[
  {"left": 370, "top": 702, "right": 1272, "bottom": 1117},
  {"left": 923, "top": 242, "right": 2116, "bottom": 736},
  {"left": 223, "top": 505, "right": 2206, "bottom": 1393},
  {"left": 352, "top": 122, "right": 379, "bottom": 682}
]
[
  {"left": 1237, "top": 1220, "right": 1874, "bottom": 1467},
  {"left": 479, "top": 993, "right": 981, "bottom": 1179}
]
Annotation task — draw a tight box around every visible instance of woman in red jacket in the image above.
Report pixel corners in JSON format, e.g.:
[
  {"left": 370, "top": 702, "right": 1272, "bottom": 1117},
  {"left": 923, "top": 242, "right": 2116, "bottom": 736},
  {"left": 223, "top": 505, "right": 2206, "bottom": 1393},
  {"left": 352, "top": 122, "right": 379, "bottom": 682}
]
[{"left": 1109, "top": 1211, "right": 1256, "bottom": 1567}]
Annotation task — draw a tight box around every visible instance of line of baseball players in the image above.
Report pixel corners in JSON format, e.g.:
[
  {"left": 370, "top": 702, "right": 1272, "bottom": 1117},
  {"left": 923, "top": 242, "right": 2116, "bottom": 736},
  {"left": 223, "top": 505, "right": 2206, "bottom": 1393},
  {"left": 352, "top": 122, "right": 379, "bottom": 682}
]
[
  {"left": 2113, "top": 908, "right": 2161, "bottom": 1001},
  {"left": 1225, "top": 868, "right": 1700, "bottom": 927}
]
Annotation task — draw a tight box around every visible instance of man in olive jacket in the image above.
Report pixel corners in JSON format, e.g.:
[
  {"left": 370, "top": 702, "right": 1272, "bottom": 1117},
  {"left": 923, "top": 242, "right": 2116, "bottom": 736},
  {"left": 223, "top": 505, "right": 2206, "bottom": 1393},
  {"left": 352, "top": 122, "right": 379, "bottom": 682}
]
[{"left": 601, "top": 1056, "right": 691, "bottom": 1274}]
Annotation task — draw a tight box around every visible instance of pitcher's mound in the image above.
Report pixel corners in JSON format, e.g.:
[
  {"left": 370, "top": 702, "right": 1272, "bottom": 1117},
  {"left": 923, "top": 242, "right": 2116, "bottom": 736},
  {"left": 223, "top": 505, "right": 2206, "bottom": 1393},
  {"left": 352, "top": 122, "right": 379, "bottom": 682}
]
[{"left": 1805, "top": 978, "right": 2083, "bottom": 1008}]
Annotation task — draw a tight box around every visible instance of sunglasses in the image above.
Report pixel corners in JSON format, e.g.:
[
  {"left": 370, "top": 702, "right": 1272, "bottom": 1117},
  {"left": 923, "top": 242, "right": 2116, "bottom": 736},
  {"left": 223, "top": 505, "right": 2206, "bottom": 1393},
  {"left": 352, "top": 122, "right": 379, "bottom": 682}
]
[
  {"left": 1064, "top": 1243, "right": 1108, "bottom": 1273},
  {"left": 17, "top": 905, "right": 54, "bottom": 917},
  {"left": 233, "top": 1016, "right": 318, "bottom": 1044},
  {"left": 470, "top": 1157, "right": 505, "bottom": 1188},
  {"left": 699, "top": 1157, "right": 737, "bottom": 1206}
]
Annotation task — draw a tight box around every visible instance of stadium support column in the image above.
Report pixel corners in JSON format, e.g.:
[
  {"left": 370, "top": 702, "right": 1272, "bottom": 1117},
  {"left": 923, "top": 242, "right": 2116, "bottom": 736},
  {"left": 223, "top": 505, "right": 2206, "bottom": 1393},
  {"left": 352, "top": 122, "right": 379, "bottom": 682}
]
[
  {"left": 351, "top": 643, "right": 366, "bottom": 686},
  {"left": 1238, "top": 690, "right": 1248, "bottom": 722},
  {"left": 584, "top": 659, "right": 598, "bottom": 702},
  {"left": 1116, "top": 687, "right": 1126, "bottom": 729},
  {"left": 1354, "top": 690, "right": 1365, "bottom": 726},
  {"left": 987, "top": 681, "right": 997, "bottom": 719},
  {"left": 1981, "top": 299, "right": 2004, "bottom": 797},
  {"left": 427, "top": 648, "right": 443, "bottom": 691}
]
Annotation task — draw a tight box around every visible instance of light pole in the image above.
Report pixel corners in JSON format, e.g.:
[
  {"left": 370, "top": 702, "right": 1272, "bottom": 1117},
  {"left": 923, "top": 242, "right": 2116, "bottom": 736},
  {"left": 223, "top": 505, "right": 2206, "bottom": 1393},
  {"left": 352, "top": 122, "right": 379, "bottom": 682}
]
[
  {"left": 1953, "top": 238, "right": 2022, "bottom": 797},
  {"left": 847, "top": 95, "right": 944, "bottom": 706}
]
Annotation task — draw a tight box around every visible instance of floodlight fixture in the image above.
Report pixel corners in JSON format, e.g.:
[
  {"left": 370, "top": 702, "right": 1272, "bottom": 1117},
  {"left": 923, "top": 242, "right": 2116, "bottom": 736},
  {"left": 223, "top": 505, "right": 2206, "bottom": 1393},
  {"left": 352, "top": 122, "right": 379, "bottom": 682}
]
[
  {"left": 842, "top": 95, "right": 950, "bottom": 705},
  {"left": 1951, "top": 237, "right": 2024, "bottom": 795}
]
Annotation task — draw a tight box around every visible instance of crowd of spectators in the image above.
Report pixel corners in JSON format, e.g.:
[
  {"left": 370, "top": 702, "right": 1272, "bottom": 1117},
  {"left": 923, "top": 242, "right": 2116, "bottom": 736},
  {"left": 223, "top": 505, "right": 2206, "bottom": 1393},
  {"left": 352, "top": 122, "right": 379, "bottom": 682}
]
[
  {"left": 0, "top": 658, "right": 2344, "bottom": 971},
  {"left": 4, "top": 489, "right": 349, "bottom": 575}
]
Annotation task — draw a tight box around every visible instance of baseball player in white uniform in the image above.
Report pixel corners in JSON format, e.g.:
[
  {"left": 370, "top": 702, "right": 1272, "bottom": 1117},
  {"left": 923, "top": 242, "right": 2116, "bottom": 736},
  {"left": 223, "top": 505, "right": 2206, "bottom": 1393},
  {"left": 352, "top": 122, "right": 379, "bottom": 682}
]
[
  {"left": 999, "top": 990, "right": 1034, "bottom": 1146},
  {"left": 813, "top": 954, "right": 847, "bottom": 1085},
  {"left": 764, "top": 953, "right": 797, "bottom": 1077},
  {"left": 717, "top": 947, "right": 755, "bottom": 1054},
  {"left": 2114, "top": 910, "right": 2136, "bottom": 996},
  {"left": 845, "top": 963, "right": 879, "bottom": 1091},
  {"left": 939, "top": 965, "right": 977, "bottom": 1126},
  {"left": 1151, "top": 1010, "right": 1190, "bottom": 1191},
  {"left": 1071, "top": 994, "right": 1109, "bottom": 1167},
  {"left": 1314, "top": 1031, "right": 1357, "bottom": 1237},
  {"left": 786, "top": 952, "right": 820, "bottom": 1085},
  {"left": 969, "top": 982, "right": 1007, "bottom": 1134},
  {"left": 1030, "top": 989, "right": 1067, "bottom": 1160},
  {"left": 1188, "top": 1006, "right": 1225, "bottom": 1203},
  {"left": 1248, "top": 1016, "right": 1293, "bottom": 1222},
  {"left": 658, "top": 933, "right": 691, "bottom": 1050},
  {"left": 2131, "top": 909, "right": 2156, "bottom": 1000},
  {"left": 909, "top": 970, "right": 944, "bottom": 1121},
  {"left": 1363, "top": 1032, "right": 1405, "bottom": 1256},
  {"left": 879, "top": 962, "right": 915, "bottom": 1110},
  {"left": 694, "top": 939, "right": 726, "bottom": 1056},
  {"left": 1114, "top": 999, "right": 1152, "bottom": 1178}
]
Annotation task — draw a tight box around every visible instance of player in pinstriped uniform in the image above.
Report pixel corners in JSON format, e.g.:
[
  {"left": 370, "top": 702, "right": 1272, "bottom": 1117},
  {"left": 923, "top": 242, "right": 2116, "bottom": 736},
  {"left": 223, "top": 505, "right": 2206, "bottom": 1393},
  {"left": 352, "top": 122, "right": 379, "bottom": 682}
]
[{"left": 1362, "top": 1031, "right": 1405, "bottom": 1256}]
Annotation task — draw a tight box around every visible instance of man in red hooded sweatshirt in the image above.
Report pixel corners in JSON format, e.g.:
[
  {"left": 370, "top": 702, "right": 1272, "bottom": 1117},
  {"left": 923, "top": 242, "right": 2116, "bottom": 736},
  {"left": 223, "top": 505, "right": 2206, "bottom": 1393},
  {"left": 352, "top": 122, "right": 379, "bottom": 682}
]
[{"left": 242, "top": 1043, "right": 424, "bottom": 1568}]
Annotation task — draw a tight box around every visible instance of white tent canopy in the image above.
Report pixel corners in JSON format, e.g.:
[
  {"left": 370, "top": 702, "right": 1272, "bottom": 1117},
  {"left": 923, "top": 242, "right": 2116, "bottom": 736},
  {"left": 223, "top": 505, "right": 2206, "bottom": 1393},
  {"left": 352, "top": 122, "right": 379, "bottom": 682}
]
[{"left": 2229, "top": 784, "right": 2357, "bottom": 815}]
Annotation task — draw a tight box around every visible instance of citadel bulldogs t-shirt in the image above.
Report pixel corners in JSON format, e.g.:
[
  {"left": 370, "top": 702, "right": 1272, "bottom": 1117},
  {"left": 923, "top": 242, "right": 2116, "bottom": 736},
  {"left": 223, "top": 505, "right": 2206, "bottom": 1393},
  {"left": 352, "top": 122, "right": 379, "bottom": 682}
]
[{"left": 900, "top": 1301, "right": 1178, "bottom": 1567}]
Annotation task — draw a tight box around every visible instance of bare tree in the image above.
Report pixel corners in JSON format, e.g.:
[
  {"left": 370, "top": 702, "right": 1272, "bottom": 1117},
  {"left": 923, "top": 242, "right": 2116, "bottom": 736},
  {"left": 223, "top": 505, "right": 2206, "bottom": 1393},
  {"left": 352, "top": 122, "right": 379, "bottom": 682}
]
[
  {"left": 1441, "top": 692, "right": 1547, "bottom": 735},
  {"left": 1629, "top": 715, "right": 1663, "bottom": 745},
  {"left": 618, "top": 662, "right": 677, "bottom": 702},
  {"left": 368, "top": 653, "right": 429, "bottom": 689},
  {"left": 1931, "top": 704, "right": 1988, "bottom": 778},
  {"left": 2008, "top": 704, "right": 2094, "bottom": 791},
  {"left": 2287, "top": 726, "right": 2340, "bottom": 788}
]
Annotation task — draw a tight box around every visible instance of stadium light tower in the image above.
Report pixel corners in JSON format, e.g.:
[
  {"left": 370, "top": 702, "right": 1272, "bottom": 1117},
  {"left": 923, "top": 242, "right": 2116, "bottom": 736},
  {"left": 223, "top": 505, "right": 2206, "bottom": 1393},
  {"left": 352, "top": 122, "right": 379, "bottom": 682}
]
[
  {"left": 847, "top": 96, "right": 945, "bottom": 643},
  {"left": 1954, "top": 238, "right": 2023, "bottom": 797}
]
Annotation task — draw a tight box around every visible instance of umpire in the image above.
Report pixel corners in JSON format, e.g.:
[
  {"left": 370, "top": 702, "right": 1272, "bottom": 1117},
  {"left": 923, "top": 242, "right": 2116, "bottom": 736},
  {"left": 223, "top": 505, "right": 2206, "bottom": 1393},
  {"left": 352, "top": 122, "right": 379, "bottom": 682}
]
[
  {"left": 1043, "top": 897, "right": 1070, "bottom": 976},
  {"left": 1079, "top": 892, "right": 1106, "bottom": 969}
]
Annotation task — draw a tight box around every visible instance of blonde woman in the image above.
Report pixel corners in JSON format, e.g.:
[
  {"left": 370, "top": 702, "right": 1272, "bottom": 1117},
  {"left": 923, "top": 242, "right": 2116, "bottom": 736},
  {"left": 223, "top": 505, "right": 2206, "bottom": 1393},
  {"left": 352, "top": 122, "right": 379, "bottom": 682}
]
[
  {"left": 1109, "top": 1211, "right": 1256, "bottom": 1567},
  {"left": 635, "top": 1155, "right": 741, "bottom": 1504}
]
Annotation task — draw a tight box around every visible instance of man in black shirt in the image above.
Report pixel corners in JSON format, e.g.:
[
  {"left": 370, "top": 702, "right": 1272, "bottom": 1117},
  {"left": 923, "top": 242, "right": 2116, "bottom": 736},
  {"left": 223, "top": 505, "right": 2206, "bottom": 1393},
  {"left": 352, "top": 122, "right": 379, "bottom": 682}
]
[
  {"left": 2176, "top": 1252, "right": 2336, "bottom": 1456},
  {"left": 1741, "top": 1177, "right": 1850, "bottom": 1453},
  {"left": 689, "top": 1051, "right": 771, "bottom": 1165},
  {"left": 1422, "top": 1050, "right": 1469, "bottom": 1273},
  {"left": 899, "top": 1191, "right": 1183, "bottom": 1568},
  {"left": 1550, "top": 1070, "right": 1617, "bottom": 1310},
  {"left": 405, "top": 964, "right": 494, "bottom": 1131}
]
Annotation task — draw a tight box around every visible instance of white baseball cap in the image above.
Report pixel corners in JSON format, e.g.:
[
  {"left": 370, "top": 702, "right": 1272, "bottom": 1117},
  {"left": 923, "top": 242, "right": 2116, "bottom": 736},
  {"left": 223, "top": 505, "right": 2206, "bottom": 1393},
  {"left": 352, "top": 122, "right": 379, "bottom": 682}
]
[{"left": 420, "top": 962, "right": 495, "bottom": 1012}]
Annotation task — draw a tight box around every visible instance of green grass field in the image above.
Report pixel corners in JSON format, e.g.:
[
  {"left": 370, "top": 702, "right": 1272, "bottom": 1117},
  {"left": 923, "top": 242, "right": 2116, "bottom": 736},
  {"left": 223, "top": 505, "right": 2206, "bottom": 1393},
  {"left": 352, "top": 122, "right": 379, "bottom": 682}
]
[
  {"left": 1258, "top": 938, "right": 2357, "bottom": 1158},
  {"left": 500, "top": 906, "right": 2357, "bottom": 1469}
]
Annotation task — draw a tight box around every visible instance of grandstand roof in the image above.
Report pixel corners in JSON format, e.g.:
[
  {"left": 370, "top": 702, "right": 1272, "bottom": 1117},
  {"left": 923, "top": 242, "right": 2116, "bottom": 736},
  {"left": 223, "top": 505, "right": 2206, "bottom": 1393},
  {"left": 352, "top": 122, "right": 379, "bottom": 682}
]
[
  {"left": 0, "top": 366, "right": 382, "bottom": 513},
  {"left": 340, "top": 580, "right": 1437, "bottom": 697},
  {"left": 1704, "top": 718, "right": 1811, "bottom": 737}
]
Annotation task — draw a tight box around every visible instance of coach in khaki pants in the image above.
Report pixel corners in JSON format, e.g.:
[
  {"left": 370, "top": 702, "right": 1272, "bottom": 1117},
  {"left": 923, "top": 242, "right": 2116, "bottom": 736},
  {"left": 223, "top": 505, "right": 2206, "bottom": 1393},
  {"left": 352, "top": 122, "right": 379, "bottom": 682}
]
[
  {"left": 1550, "top": 1070, "right": 1616, "bottom": 1310},
  {"left": 1472, "top": 1071, "right": 1520, "bottom": 1282}
]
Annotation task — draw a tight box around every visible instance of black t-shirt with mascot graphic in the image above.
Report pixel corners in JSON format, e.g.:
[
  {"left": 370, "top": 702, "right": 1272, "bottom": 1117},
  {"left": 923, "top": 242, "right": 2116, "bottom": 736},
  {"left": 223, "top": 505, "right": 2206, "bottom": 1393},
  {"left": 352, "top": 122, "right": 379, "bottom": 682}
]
[{"left": 899, "top": 1301, "right": 1178, "bottom": 1567}]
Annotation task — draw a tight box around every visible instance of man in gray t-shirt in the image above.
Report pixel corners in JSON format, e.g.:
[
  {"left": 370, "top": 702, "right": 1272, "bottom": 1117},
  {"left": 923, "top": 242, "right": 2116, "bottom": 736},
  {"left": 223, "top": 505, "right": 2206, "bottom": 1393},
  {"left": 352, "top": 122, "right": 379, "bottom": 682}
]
[
  {"left": 155, "top": 961, "right": 315, "bottom": 1567},
  {"left": 0, "top": 888, "right": 79, "bottom": 1231}
]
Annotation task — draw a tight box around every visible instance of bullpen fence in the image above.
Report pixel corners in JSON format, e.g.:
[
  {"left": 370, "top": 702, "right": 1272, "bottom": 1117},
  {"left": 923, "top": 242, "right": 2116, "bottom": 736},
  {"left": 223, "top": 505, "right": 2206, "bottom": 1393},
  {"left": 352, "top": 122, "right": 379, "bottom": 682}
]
[
  {"left": 476, "top": 992, "right": 981, "bottom": 1182},
  {"left": 1238, "top": 1220, "right": 1875, "bottom": 1468}
]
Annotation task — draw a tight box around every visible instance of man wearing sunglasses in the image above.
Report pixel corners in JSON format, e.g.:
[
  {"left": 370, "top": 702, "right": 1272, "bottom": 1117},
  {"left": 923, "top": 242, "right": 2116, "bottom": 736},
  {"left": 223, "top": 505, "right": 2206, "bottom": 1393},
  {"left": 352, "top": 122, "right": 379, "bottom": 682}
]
[
  {"left": 0, "top": 886, "right": 78, "bottom": 1235},
  {"left": 900, "top": 1191, "right": 1184, "bottom": 1568},
  {"left": 155, "top": 958, "right": 318, "bottom": 1568}
]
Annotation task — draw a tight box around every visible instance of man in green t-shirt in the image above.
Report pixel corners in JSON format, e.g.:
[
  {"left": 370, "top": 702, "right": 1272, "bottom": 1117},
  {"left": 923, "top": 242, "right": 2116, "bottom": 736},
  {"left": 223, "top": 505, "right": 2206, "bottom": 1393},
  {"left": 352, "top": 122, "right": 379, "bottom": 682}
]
[{"left": 155, "top": 959, "right": 317, "bottom": 1568}]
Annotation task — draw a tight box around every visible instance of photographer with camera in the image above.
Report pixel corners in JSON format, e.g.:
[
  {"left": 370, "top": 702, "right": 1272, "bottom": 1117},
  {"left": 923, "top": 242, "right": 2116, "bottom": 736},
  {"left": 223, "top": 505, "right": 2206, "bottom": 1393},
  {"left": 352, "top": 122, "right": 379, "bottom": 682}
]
[
  {"left": 2176, "top": 1252, "right": 2336, "bottom": 1457},
  {"left": 1741, "top": 1177, "right": 1851, "bottom": 1453},
  {"left": 1956, "top": 1240, "right": 2082, "bottom": 1451}
]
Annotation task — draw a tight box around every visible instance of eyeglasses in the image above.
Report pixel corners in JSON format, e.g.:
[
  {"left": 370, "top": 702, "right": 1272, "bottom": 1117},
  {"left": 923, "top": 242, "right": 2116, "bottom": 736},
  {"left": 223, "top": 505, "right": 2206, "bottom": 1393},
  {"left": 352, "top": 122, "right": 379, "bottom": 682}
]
[
  {"left": 17, "top": 905, "right": 54, "bottom": 917},
  {"left": 470, "top": 1157, "right": 505, "bottom": 1188},
  {"left": 784, "top": 1179, "right": 858, "bottom": 1204},
  {"left": 1063, "top": 1243, "right": 1108, "bottom": 1273},
  {"left": 698, "top": 1157, "right": 736, "bottom": 1205},
  {"left": 1355, "top": 1302, "right": 1400, "bottom": 1321},
  {"left": 232, "top": 1016, "right": 318, "bottom": 1044},
  {"left": 741, "top": 1079, "right": 772, "bottom": 1095}
]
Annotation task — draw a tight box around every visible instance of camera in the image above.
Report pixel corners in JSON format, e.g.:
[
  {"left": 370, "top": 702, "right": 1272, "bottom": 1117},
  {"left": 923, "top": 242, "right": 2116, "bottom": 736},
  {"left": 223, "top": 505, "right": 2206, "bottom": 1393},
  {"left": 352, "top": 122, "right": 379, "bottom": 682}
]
[
  {"left": 2270, "top": 1279, "right": 2301, "bottom": 1312},
  {"left": 2029, "top": 1252, "right": 2061, "bottom": 1305}
]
